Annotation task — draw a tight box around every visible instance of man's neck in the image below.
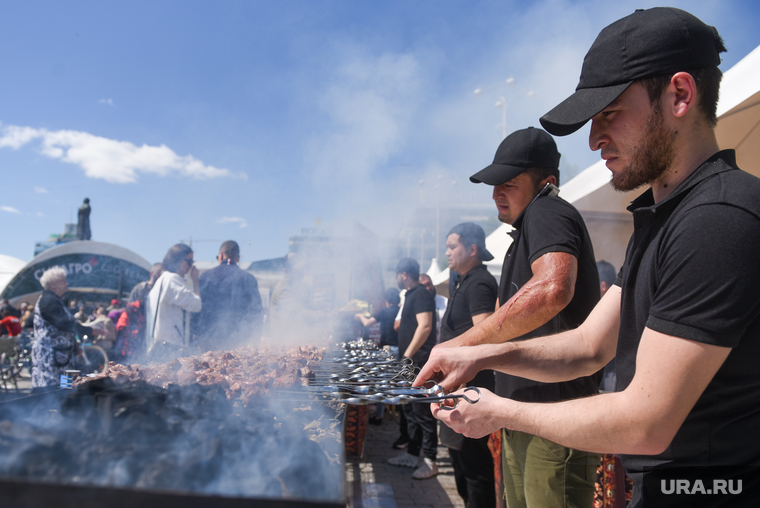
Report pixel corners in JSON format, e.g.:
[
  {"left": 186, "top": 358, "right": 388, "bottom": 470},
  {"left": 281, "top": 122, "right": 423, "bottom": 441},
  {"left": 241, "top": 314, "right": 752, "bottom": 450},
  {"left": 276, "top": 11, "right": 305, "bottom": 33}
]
[
  {"left": 405, "top": 280, "right": 420, "bottom": 291},
  {"left": 651, "top": 128, "right": 720, "bottom": 203},
  {"left": 457, "top": 260, "right": 482, "bottom": 277}
]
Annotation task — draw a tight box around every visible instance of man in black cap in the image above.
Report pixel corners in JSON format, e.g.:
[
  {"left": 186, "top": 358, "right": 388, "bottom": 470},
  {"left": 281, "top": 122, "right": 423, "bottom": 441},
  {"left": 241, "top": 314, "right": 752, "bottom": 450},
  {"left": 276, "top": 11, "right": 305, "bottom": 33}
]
[
  {"left": 431, "top": 127, "right": 601, "bottom": 507},
  {"left": 439, "top": 223, "right": 499, "bottom": 508},
  {"left": 419, "top": 7, "right": 760, "bottom": 507}
]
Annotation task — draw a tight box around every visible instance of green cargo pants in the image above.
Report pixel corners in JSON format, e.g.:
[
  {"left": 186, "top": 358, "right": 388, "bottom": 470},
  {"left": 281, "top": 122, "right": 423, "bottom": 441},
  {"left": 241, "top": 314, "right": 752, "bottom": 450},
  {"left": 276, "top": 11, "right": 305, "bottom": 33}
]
[{"left": 502, "top": 429, "right": 600, "bottom": 508}]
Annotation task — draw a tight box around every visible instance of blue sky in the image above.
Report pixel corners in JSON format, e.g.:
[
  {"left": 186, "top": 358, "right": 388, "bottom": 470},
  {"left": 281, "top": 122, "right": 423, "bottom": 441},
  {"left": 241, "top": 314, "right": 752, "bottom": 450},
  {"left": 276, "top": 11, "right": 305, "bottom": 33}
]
[{"left": 2, "top": 0, "right": 758, "bottom": 265}]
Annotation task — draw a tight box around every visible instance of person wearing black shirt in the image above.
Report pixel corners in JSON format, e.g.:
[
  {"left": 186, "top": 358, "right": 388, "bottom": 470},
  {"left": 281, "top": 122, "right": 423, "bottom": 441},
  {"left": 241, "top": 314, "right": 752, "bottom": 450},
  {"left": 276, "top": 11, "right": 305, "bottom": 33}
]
[
  {"left": 388, "top": 258, "right": 438, "bottom": 480},
  {"left": 419, "top": 8, "right": 760, "bottom": 507},
  {"left": 439, "top": 223, "right": 498, "bottom": 508},
  {"left": 424, "top": 127, "right": 602, "bottom": 508}
]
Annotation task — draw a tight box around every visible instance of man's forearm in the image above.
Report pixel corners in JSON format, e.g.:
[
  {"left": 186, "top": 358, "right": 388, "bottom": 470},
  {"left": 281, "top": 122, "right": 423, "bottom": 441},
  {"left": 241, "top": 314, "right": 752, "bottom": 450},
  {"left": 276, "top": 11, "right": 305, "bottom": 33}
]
[
  {"left": 475, "top": 328, "right": 605, "bottom": 382},
  {"left": 443, "top": 252, "right": 577, "bottom": 348},
  {"left": 446, "top": 281, "right": 567, "bottom": 348},
  {"left": 457, "top": 390, "right": 659, "bottom": 455},
  {"left": 404, "top": 324, "right": 432, "bottom": 358},
  {"left": 417, "top": 288, "right": 621, "bottom": 392},
  {"left": 440, "top": 327, "right": 731, "bottom": 456}
]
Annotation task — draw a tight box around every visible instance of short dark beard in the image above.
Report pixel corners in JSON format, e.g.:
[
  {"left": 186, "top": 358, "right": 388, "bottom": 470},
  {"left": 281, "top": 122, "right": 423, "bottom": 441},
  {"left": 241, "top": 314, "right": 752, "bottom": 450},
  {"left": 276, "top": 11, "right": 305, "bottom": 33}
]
[{"left": 611, "top": 101, "right": 676, "bottom": 192}]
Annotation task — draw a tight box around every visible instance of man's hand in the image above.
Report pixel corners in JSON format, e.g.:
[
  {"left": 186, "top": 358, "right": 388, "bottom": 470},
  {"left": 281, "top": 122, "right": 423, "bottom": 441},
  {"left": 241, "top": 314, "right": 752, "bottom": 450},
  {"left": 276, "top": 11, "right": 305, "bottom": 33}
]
[
  {"left": 189, "top": 265, "right": 200, "bottom": 294},
  {"left": 431, "top": 388, "right": 507, "bottom": 439},
  {"left": 413, "top": 344, "right": 489, "bottom": 392}
]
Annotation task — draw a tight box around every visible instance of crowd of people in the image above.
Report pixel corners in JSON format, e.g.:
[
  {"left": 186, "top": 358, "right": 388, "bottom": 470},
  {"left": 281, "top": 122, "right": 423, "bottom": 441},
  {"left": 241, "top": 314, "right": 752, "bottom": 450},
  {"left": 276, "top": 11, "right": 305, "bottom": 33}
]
[{"left": 0, "top": 240, "right": 265, "bottom": 392}]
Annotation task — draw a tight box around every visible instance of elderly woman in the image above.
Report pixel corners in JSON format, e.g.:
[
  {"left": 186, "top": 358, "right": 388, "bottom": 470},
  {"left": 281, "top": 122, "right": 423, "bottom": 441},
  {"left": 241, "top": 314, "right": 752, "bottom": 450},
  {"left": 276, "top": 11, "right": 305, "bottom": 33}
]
[
  {"left": 146, "top": 244, "right": 201, "bottom": 361},
  {"left": 32, "top": 267, "right": 103, "bottom": 389}
]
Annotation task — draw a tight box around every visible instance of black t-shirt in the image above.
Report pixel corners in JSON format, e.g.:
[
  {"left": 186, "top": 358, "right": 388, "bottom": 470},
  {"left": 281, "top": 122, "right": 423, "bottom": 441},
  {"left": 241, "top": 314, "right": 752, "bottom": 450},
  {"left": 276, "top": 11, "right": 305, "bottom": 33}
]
[
  {"left": 397, "top": 284, "right": 437, "bottom": 365},
  {"left": 439, "top": 264, "right": 498, "bottom": 450},
  {"left": 614, "top": 151, "right": 760, "bottom": 503},
  {"left": 372, "top": 305, "right": 399, "bottom": 347},
  {"left": 441, "top": 265, "right": 498, "bottom": 343},
  {"left": 496, "top": 194, "right": 601, "bottom": 403}
]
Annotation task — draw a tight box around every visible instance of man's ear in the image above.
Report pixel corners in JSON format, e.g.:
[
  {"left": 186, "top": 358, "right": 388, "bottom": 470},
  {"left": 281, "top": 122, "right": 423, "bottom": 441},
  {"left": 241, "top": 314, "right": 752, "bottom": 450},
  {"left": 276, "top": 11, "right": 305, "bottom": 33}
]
[{"left": 667, "top": 72, "right": 698, "bottom": 119}]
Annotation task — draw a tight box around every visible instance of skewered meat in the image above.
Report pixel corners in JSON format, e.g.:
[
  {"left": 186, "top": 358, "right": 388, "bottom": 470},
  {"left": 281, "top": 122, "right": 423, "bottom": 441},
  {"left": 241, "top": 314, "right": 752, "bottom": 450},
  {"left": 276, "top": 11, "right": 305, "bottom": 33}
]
[{"left": 76, "top": 345, "right": 323, "bottom": 405}]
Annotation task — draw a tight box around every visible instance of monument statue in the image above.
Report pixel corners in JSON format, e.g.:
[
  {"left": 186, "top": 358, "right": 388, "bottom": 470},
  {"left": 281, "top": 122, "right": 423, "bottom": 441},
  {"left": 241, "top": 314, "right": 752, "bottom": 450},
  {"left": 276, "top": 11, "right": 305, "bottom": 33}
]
[{"left": 77, "top": 198, "right": 91, "bottom": 240}]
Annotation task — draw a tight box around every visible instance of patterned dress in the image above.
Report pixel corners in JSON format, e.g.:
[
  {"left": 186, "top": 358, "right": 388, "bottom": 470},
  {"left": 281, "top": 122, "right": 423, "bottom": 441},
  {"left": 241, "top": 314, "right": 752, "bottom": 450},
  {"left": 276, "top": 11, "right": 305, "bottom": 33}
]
[{"left": 32, "top": 291, "right": 79, "bottom": 388}]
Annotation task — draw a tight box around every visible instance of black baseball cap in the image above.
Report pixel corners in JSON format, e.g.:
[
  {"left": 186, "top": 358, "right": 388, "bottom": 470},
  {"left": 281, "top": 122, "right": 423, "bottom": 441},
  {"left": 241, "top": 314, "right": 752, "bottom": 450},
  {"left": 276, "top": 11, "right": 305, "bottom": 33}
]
[
  {"left": 448, "top": 223, "right": 494, "bottom": 262},
  {"left": 470, "top": 127, "right": 560, "bottom": 186},
  {"left": 540, "top": 7, "right": 726, "bottom": 137}
]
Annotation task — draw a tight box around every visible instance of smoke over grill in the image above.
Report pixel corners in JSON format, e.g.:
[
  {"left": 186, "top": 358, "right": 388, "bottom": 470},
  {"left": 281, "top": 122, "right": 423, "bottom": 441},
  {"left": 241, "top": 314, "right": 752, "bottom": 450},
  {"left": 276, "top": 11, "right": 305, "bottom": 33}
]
[{"left": 0, "top": 346, "right": 344, "bottom": 507}]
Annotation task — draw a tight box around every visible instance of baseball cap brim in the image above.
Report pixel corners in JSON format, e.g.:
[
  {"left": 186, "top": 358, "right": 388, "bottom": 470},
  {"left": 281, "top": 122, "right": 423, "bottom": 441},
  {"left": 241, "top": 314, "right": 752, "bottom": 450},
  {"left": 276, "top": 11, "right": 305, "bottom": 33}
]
[
  {"left": 479, "top": 248, "right": 494, "bottom": 262},
  {"left": 539, "top": 82, "right": 632, "bottom": 137},
  {"left": 469, "top": 163, "right": 527, "bottom": 186}
]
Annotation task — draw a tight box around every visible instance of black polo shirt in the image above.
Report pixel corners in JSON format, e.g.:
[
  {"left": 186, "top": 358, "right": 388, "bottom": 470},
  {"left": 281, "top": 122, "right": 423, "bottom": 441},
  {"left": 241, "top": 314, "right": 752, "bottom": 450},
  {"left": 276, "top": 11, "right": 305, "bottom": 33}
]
[
  {"left": 397, "top": 284, "right": 437, "bottom": 365},
  {"left": 441, "top": 265, "right": 498, "bottom": 343},
  {"left": 496, "top": 194, "right": 601, "bottom": 402},
  {"left": 372, "top": 305, "right": 399, "bottom": 347},
  {"left": 439, "top": 264, "right": 498, "bottom": 450},
  {"left": 614, "top": 151, "right": 760, "bottom": 501}
]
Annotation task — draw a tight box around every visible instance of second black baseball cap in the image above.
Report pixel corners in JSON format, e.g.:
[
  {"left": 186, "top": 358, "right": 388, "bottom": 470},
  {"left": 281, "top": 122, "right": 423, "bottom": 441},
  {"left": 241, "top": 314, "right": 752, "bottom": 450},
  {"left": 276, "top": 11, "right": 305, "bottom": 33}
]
[
  {"left": 470, "top": 127, "right": 560, "bottom": 186},
  {"left": 540, "top": 7, "right": 726, "bottom": 137}
]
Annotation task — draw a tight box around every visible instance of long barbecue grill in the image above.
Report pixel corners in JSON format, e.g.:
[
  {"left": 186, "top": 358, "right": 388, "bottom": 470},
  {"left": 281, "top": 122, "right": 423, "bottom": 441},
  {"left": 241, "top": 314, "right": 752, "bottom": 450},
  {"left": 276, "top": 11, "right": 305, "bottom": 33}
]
[{"left": 0, "top": 340, "right": 479, "bottom": 507}]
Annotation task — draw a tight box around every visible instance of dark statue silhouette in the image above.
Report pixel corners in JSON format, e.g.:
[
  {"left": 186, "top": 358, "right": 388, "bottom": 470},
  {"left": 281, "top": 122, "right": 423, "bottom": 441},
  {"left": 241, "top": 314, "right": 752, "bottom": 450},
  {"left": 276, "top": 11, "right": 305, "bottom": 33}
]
[{"left": 77, "top": 198, "right": 91, "bottom": 240}]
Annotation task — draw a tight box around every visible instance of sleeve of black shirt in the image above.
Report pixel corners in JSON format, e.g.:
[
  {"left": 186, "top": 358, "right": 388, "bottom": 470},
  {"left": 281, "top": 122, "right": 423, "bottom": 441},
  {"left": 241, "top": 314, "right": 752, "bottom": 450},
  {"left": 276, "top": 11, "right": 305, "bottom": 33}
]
[
  {"left": 413, "top": 287, "right": 436, "bottom": 315},
  {"left": 466, "top": 277, "right": 498, "bottom": 317},
  {"left": 523, "top": 197, "right": 584, "bottom": 265}
]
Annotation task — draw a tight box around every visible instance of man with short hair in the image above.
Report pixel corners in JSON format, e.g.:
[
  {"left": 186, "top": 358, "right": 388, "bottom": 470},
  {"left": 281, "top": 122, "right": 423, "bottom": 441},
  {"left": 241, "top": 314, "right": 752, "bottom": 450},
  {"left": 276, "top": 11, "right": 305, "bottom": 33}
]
[
  {"left": 192, "top": 240, "right": 263, "bottom": 350},
  {"left": 419, "top": 8, "right": 760, "bottom": 506},
  {"left": 439, "top": 223, "right": 498, "bottom": 508},
  {"left": 388, "top": 257, "right": 439, "bottom": 479},
  {"left": 434, "top": 126, "right": 601, "bottom": 508}
]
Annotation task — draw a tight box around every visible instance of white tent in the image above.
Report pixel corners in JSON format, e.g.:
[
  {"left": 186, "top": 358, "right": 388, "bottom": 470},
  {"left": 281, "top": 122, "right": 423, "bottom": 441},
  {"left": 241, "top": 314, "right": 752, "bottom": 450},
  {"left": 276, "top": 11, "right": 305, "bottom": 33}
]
[{"left": 0, "top": 254, "right": 26, "bottom": 295}]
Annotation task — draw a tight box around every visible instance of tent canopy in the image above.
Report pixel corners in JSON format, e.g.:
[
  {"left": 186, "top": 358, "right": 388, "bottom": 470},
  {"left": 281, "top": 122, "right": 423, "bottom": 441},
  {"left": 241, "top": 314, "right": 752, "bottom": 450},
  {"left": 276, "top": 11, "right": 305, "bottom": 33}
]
[{"left": 0, "top": 254, "right": 26, "bottom": 296}]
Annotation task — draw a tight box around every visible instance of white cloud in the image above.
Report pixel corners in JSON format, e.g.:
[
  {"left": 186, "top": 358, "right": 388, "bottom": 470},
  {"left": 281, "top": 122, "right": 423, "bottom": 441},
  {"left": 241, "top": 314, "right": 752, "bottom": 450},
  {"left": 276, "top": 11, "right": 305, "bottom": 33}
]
[
  {"left": 99, "top": 98, "right": 114, "bottom": 106},
  {"left": 34, "top": 186, "right": 48, "bottom": 194},
  {"left": 0, "top": 123, "right": 247, "bottom": 184},
  {"left": 1, "top": 205, "right": 20, "bottom": 214},
  {"left": 216, "top": 216, "right": 248, "bottom": 228},
  {"left": 36, "top": 212, "right": 44, "bottom": 217}
]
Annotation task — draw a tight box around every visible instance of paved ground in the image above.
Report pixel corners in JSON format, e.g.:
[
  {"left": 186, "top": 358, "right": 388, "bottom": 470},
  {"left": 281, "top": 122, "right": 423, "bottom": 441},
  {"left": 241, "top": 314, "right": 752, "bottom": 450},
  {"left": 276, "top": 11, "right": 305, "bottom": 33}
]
[{"left": 345, "top": 407, "right": 465, "bottom": 508}]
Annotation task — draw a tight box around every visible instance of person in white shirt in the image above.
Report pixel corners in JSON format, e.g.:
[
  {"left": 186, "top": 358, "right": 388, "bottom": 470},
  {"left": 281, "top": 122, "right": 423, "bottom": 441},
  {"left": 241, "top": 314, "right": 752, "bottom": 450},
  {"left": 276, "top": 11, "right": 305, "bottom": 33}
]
[{"left": 146, "top": 244, "right": 201, "bottom": 361}]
